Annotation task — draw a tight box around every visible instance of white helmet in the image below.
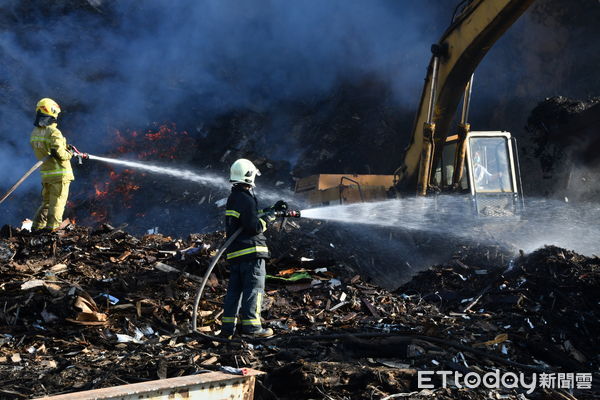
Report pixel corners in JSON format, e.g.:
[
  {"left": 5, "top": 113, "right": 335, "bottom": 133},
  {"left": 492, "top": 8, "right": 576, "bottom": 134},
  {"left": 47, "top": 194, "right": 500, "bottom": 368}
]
[{"left": 230, "top": 158, "right": 261, "bottom": 186}]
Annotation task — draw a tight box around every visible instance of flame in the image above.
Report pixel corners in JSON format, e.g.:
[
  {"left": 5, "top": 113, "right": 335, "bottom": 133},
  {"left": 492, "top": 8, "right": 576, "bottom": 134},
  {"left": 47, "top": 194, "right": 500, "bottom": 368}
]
[
  {"left": 86, "top": 122, "right": 196, "bottom": 225},
  {"left": 90, "top": 209, "right": 108, "bottom": 223},
  {"left": 94, "top": 183, "right": 109, "bottom": 198}
]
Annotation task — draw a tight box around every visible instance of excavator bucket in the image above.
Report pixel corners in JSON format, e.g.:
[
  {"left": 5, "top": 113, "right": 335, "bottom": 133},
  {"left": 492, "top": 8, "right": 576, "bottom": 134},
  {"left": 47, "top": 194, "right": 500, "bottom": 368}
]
[{"left": 295, "top": 174, "right": 395, "bottom": 207}]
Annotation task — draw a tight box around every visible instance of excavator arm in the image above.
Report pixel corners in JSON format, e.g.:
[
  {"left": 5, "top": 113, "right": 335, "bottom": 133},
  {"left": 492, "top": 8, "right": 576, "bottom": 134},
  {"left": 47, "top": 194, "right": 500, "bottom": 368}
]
[
  {"left": 395, "top": 0, "right": 535, "bottom": 195},
  {"left": 296, "top": 0, "right": 535, "bottom": 208}
]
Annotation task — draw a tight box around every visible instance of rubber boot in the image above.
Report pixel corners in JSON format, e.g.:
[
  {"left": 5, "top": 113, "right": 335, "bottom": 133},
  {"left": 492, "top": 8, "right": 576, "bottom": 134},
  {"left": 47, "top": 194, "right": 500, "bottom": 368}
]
[
  {"left": 218, "top": 329, "right": 235, "bottom": 340},
  {"left": 242, "top": 327, "right": 273, "bottom": 338}
]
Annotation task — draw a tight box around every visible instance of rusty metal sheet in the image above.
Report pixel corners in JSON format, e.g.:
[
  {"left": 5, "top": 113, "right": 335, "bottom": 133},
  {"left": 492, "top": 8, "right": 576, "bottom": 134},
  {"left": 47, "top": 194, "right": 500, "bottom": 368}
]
[
  {"left": 38, "top": 370, "right": 264, "bottom": 400},
  {"left": 295, "top": 174, "right": 395, "bottom": 192}
]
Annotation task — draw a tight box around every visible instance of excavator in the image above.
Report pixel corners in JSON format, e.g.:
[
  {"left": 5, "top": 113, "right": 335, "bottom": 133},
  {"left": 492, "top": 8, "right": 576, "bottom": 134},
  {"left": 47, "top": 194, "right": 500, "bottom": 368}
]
[{"left": 295, "top": 0, "right": 534, "bottom": 217}]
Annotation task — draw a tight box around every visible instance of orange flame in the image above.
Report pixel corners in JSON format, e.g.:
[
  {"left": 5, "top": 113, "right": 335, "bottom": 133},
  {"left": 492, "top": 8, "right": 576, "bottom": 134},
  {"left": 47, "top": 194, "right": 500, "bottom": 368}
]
[{"left": 88, "top": 122, "right": 195, "bottom": 224}]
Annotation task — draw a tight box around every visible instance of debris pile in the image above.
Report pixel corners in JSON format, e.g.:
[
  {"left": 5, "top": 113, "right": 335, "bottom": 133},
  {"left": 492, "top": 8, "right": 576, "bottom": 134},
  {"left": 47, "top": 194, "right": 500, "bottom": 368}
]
[
  {"left": 401, "top": 246, "right": 599, "bottom": 370},
  {"left": 0, "top": 224, "right": 598, "bottom": 399},
  {"left": 524, "top": 96, "right": 600, "bottom": 200}
]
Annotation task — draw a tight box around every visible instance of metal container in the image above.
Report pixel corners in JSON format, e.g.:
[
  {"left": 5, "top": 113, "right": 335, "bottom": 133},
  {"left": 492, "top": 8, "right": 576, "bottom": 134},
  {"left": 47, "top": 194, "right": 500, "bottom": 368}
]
[{"left": 38, "top": 369, "right": 264, "bottom": 400}]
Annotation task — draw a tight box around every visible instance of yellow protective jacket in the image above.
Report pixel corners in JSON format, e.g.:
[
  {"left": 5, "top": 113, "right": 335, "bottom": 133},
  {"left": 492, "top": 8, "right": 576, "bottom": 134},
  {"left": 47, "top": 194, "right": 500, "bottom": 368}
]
[{"left": 30, "top": 124, "right": 74, "bottom": 183}]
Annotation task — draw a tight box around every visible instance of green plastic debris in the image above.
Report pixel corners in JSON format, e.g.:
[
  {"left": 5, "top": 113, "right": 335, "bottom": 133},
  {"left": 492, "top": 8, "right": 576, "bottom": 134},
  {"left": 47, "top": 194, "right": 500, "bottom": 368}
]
[{"left": 266, "top": 272, "right": 312, "bottom": 282}]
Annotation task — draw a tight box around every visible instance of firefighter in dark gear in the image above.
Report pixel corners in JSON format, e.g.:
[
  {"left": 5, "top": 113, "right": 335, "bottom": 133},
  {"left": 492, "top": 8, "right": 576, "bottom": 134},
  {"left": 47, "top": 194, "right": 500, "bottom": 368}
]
[
  {"left": 220, "top": 159, "right": 288, "bottom": 339},
  {"left": 29, "top": 98, "right": 86, "bottom": 231}
]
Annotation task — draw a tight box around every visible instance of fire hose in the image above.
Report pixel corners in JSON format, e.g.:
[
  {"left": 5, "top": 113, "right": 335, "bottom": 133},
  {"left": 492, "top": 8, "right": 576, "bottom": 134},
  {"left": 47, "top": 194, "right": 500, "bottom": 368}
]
[
  {"left": 0, "top": 146, "right": 88, "bottom": 205},
  {"left": 0, "top": 156, "right": 50, "bottom": 205},
  {"left": 191, "top": 209, "right": 301, "bottom": 333}
]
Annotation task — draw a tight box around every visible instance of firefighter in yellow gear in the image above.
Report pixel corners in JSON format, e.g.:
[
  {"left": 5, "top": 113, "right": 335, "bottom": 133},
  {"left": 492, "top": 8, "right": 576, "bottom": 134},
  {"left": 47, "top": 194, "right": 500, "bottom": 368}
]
[{"left": 29, "top": 98, "right": 77, "bottom": 231}]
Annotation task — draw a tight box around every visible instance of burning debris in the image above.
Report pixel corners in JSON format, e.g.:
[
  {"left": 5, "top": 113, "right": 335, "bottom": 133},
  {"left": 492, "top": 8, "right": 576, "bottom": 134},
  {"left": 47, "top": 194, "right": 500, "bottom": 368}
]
[
  {"left": 77, "top": 124, "right": 203, "bottom": 227},
  {"left": 0, "top": 222, "right": 597, "bottom": 399}
]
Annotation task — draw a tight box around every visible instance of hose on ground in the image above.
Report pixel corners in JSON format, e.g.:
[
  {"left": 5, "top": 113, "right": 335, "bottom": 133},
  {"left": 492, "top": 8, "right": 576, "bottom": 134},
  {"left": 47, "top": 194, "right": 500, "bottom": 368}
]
[{"left": 191, "top": 227, "right": 242, "bottom": 332}]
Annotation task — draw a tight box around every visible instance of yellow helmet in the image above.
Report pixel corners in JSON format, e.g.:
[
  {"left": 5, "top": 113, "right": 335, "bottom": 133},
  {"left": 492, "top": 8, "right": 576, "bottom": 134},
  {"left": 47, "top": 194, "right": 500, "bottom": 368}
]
[{"left": 36, "top": 98, "right": 61, "bottom": 118}]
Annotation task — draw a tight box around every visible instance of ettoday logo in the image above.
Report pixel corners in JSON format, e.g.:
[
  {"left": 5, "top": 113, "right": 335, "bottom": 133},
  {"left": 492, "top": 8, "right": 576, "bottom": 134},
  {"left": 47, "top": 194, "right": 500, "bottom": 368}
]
[{"left": 418, "top": 370, "right": 592, "bottom": 394}]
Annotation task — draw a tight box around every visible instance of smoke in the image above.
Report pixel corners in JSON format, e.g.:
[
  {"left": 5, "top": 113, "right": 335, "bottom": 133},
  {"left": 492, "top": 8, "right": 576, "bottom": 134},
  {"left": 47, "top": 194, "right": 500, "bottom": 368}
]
[
  {"left": 0, "top": 0, "right": 446, "bottom": 230},
  {"left": 1, "top": 0, "right": 598, "bottom": 234},
  {"left": 472, "top": 0, "right": 600, "bottom": 201},
  {"left": 0, "top": 0, "right": 444, "bottom": 183},
  {"left": 473, "top": 0, "right": 600, "bottom": 119}
]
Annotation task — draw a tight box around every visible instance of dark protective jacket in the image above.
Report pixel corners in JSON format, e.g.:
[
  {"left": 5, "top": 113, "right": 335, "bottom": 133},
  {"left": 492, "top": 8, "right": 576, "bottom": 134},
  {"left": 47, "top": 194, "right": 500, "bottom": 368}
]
[{"left": 225, "top": 185, "right": 270, "bottom": 262}]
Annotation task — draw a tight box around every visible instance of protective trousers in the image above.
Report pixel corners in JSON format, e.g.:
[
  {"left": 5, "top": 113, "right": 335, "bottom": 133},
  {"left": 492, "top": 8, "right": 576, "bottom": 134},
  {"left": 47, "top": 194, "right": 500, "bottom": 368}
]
[
  {"left": 221, "top": 259, "right": 266, "bottom": 334},
  {"left": 32, "top": 181, "right": 70, "bottom": 230}
]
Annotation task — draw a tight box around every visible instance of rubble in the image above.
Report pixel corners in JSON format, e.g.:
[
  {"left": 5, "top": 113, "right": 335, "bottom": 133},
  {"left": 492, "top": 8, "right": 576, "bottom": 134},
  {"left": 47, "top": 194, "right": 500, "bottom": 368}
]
[
  {"left": 0, "top": 223, "right": 598, "bottom": 399},
  {"left": 524, "top": 96, "right": 600, "bottom": 200}
]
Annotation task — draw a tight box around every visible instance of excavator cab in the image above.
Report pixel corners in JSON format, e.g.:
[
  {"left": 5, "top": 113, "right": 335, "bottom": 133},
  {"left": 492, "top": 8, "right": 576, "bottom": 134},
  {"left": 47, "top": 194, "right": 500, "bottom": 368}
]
[
  {"left": 434, "top": 131, "right": 523, "bottom": 216},
  {"left": 467, "top": 132, "right": 523, "bottom": 216},
  {"left": 297, "top": 132, "right": 524, "bottom": 214}
]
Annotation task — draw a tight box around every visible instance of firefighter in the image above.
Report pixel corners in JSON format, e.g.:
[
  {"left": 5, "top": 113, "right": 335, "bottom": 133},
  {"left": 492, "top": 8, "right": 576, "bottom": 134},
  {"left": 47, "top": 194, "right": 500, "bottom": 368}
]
[
  {"left": 220, "top": 158, "right": 287, "bottom": 338},
  {"left": 29, "top": 98, "right": 87, "bottom": 232}
]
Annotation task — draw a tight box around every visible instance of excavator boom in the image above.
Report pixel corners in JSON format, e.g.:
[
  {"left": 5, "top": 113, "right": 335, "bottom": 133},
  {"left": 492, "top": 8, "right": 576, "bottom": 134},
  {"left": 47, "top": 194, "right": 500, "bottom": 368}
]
[
  {"left": 296, "top": 0, "right": 535, "bottom": 210},
  {"left": 397, "top": 0, "right": 535, "bottom": 193}
]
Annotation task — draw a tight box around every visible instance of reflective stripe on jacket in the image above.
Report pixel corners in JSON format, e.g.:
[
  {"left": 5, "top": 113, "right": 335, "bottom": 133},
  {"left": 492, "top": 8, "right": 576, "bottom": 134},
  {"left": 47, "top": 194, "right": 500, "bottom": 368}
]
[
  {"left": 225, "top": 185, "right": 270, "bottom": 262},
  {"left": 30, "top": 124, "right": 74, "bottom": 183}
]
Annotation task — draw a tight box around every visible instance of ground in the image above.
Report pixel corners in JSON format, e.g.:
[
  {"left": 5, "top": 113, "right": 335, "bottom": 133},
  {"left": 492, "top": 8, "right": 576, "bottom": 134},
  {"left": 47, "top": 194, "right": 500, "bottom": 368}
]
[{"left": 0, "top": 222, "right": 597, "bottom": 399}]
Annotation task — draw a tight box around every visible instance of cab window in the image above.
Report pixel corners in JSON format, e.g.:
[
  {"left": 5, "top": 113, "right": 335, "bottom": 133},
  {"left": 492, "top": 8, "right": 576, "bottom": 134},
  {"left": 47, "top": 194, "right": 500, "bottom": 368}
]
[{"left": 469, "top": 137, "right": 513, "bottom": 193}]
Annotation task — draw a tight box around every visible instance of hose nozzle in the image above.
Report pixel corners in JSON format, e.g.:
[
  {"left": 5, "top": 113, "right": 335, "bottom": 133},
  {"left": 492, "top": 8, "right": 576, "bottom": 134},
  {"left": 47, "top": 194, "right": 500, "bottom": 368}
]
[
  {"left": 274, "top": 210, "right": 301, "bottom": 218},
  {"left": 286, "top": 210, "right": 301, "bottom": 218}
]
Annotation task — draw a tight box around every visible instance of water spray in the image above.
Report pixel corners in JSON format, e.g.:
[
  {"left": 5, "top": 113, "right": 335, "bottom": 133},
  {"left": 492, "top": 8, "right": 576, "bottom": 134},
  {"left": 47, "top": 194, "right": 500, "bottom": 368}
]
[
  {"left": 86, "top": 154, "right": 295, "bottom": 201},
  {"left": 88, "top": 154, "right": 231, "bottom": 190},
  {"left": 298, "top": 197, "right": 600, "bottom": 256}
]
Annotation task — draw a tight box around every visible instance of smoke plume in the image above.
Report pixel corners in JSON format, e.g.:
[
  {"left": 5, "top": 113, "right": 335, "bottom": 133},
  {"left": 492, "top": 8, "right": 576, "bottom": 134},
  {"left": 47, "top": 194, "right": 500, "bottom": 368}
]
[{"left": 0, "top": 0, "right": 598, "bottom": 234}]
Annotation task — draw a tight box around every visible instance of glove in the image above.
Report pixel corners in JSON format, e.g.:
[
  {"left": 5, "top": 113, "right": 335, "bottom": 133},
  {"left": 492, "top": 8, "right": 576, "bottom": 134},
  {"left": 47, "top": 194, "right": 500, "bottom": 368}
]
[
  {"left": 69, "top": 144, "right": 88, "bottom": 157},
  {"left": 262, "top": 210, "right": 277, "bottom": 222},
  {"left": 272, "top": 200, "right": 288, "bottom": 212},
  {"left": 69, "top": 144, "right": 89, "bottom": 159},
  {"left": 259, "top": 211, "right": 276, "bottom": 233}
]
